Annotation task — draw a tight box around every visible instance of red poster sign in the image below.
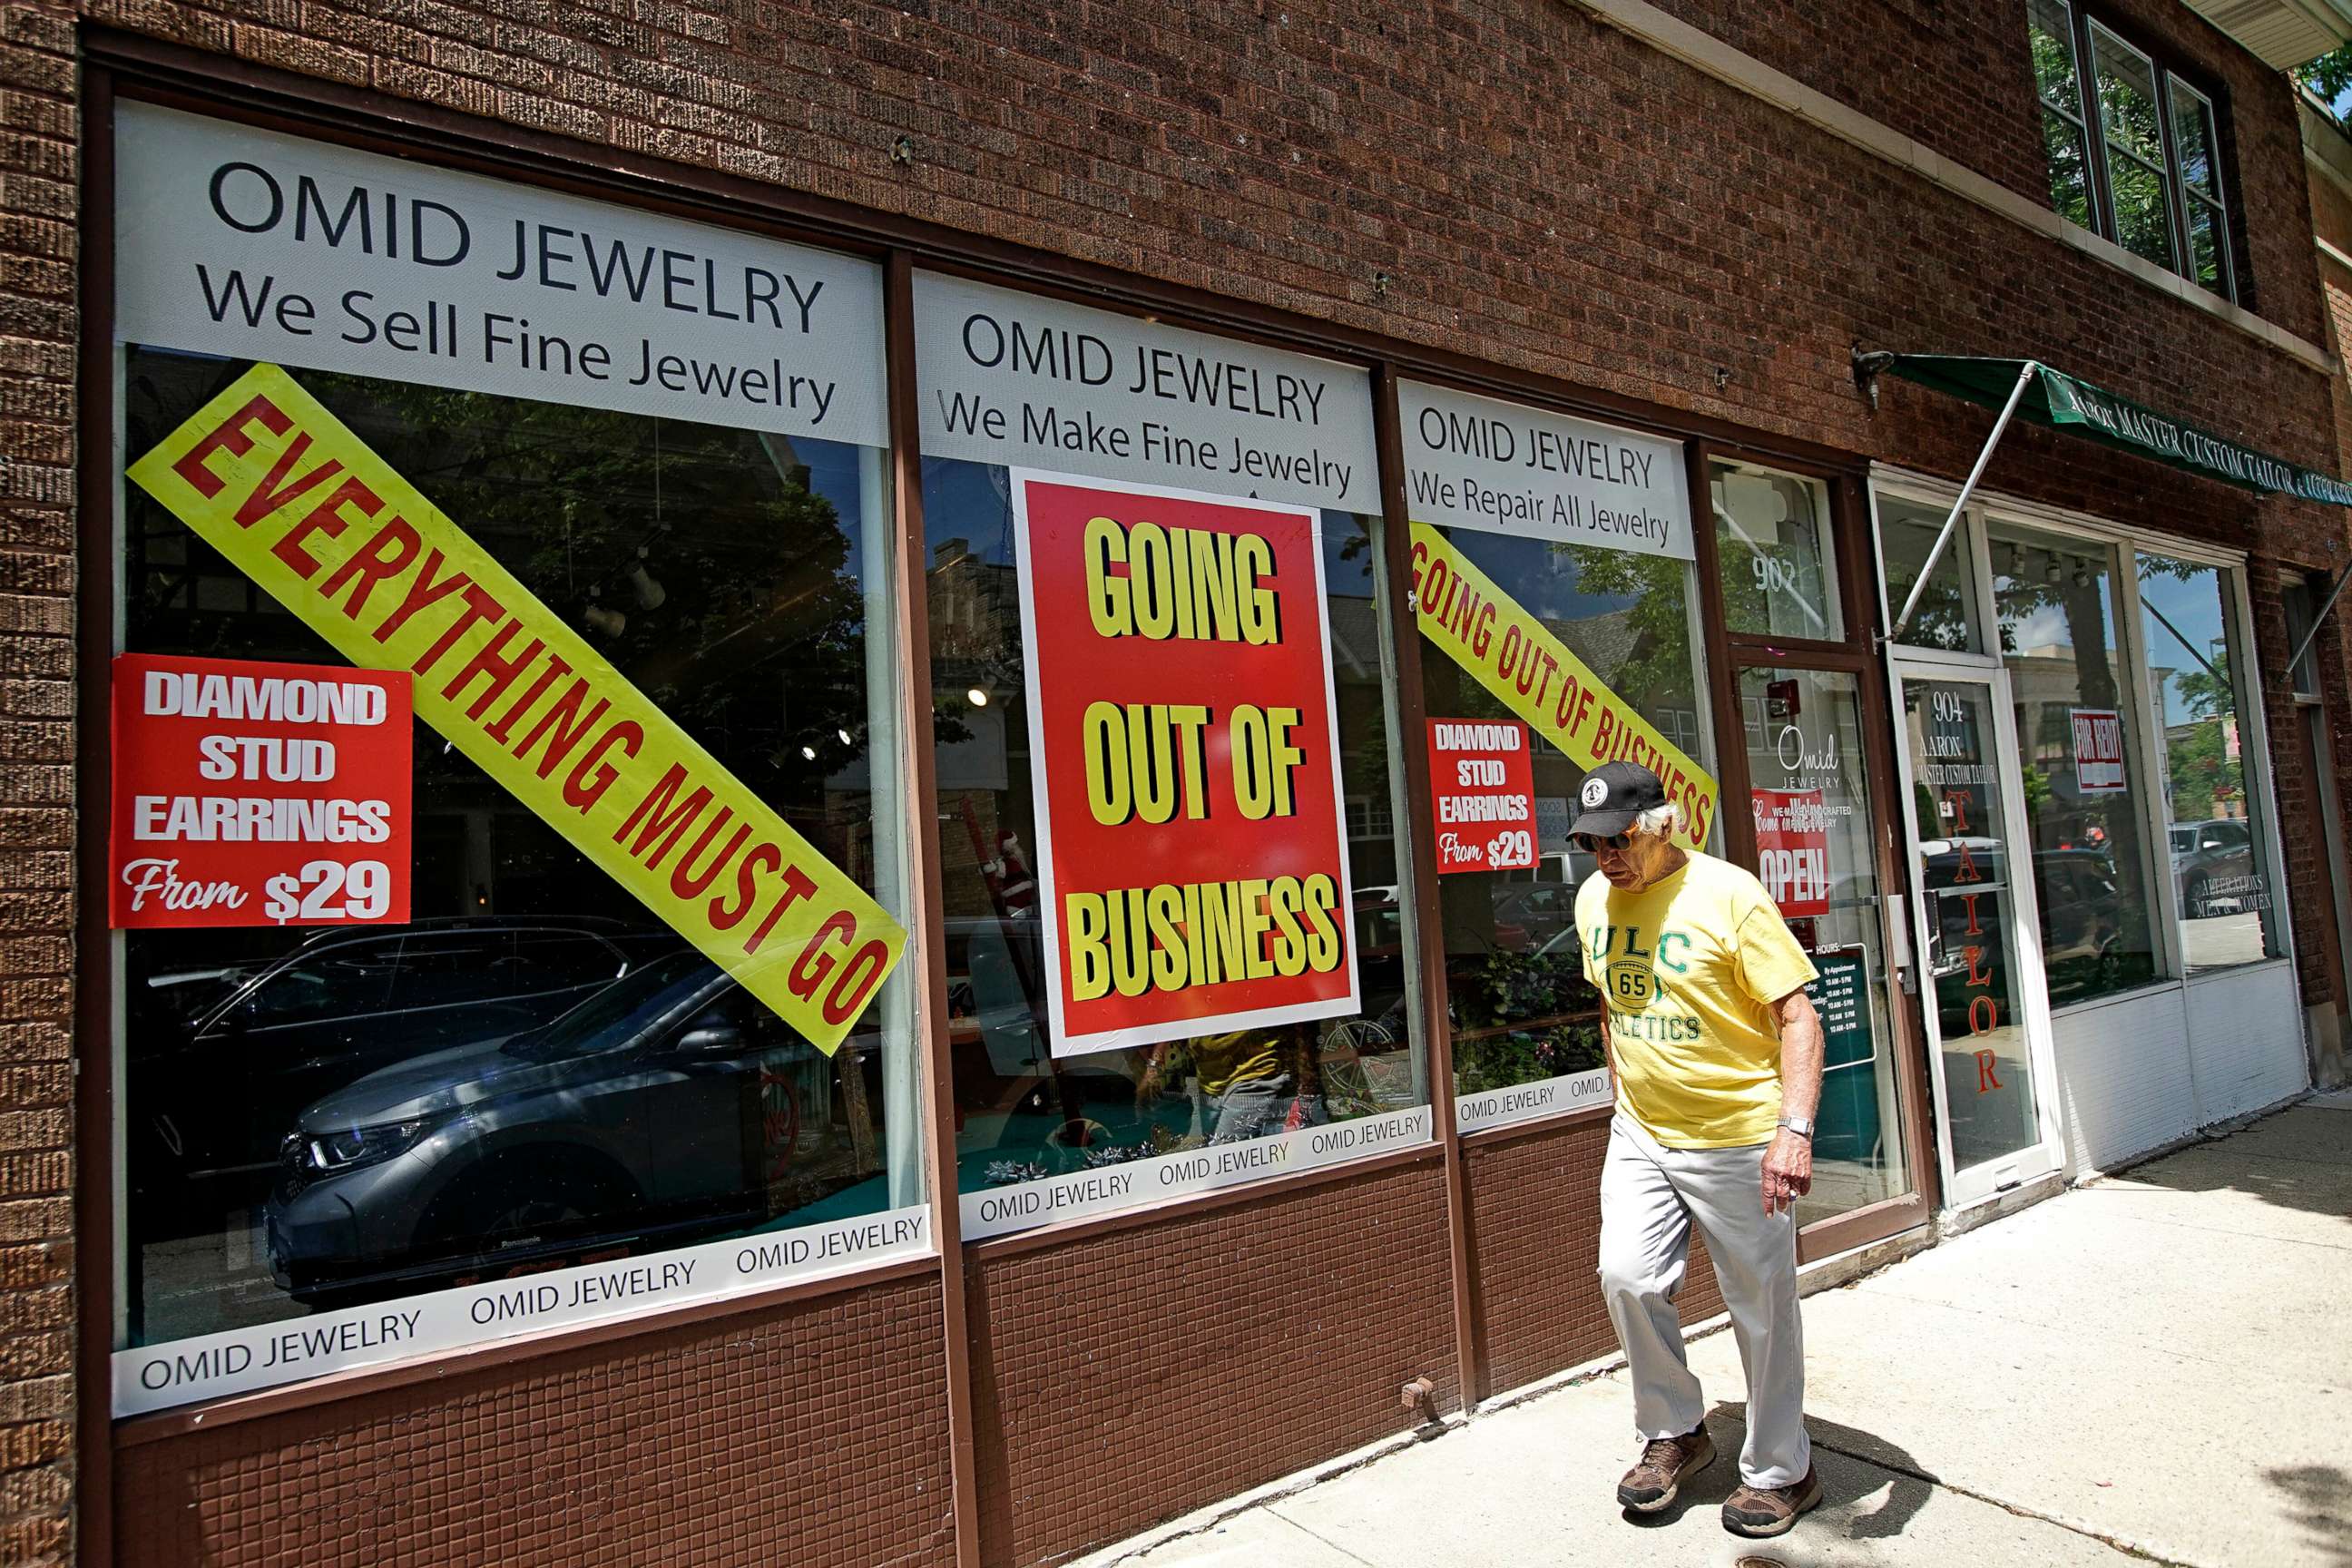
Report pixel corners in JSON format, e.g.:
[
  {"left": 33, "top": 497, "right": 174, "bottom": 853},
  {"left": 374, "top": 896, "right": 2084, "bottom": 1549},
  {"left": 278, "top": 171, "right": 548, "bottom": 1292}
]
[
  {"left": 110, "top": 654, "right": 412, "bottom": 928},
  {"left": 1751, "top": 788, "right": 1829, "bottom": 918},
  {"left": 1426, "top": 720, "right": 1536, "bottom": 875},
  {"left": 1014, "top": 471, "right": 1357, "bottom": 1058},
  {"left": 2070, "top": 707, "right": 2126, "bottom": 793}
]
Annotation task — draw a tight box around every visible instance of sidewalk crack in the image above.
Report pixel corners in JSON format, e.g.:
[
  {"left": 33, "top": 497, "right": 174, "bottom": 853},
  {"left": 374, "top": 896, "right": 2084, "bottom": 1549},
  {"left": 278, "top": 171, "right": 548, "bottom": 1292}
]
[
  {"left": 1808, "top": 1436, "right": 2215, "bottom": 1568},
  {"left": 1269, "top": 1508, "right": 1387, "bottom": 1567}
]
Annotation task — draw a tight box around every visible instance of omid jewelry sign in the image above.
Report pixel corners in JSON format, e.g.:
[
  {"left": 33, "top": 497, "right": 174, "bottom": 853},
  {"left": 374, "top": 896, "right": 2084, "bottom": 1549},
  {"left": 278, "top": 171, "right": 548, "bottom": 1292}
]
[
  {"left": 110, "top": 654, "right": 413, "bottom": 928},
  {"left": 127, "top": 364, "right": 905, "bottom": 1053},
  {"left": 1014, "top": 471, "right": 1357, "bottom": 1057}
]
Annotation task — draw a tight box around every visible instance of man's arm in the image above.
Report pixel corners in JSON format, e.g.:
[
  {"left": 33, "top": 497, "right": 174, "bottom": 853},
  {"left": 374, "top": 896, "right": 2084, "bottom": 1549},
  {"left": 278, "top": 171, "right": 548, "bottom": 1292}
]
[{"left": 1760, "top": 986, "right": 1824, "bottom": 1216}]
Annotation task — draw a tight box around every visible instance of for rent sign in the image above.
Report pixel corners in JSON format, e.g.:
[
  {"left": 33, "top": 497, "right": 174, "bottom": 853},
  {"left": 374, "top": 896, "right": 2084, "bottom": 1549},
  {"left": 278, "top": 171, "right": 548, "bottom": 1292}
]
[
  {"left": 2070, "top": 708, "right": 2126, "bottom": 793},
  {"left": 110, "top": 654, "right": 413, "bottom": 928},
  {"left": 127, "top": 363, "right": 904, "bottom": 1053},
  {"left": 1014, "top": 471, "right": 1357, "bottom": 1057}
]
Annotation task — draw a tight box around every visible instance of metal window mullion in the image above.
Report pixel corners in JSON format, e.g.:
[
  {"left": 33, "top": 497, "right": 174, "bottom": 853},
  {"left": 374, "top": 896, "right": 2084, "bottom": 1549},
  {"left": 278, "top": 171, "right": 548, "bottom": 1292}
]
[
  {"left": 2112, "top": 555, "right": 2186, "bottom": 982},
  {"left": 2152, "top": 71, "right": 2195, "bottom": 288}
]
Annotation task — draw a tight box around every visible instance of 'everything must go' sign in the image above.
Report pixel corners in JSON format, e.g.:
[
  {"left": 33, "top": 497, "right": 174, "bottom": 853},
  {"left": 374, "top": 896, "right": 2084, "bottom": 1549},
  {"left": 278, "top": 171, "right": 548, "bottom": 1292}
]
[
  {"left": 127, "top": 363, "right": 904, "bottom": 1053},
  {"left": 1014, "top": 471, "right": 1358, "bottom": 1058},
  {"left": 111, "top": 654, "right": 414, "bottom": 928},
  {"left": 1408, "top": 524, "right": 1716, "bottom": 850}
]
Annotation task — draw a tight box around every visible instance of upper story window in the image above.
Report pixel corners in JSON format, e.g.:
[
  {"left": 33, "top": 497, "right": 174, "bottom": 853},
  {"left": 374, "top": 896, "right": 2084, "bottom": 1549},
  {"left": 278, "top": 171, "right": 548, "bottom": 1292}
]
[{"left": 2028, "top": 1, "right": 2237, "bottom": 301}]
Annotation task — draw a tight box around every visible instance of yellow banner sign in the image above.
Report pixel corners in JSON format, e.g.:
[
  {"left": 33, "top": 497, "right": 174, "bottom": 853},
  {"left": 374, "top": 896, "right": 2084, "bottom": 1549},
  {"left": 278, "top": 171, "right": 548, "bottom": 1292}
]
[
  {"left": 129, "top": 364, "right": 905, "bottom": 1052},
  {"left": 1408, "top": 523, "right": 1716, "bottom": 851}
]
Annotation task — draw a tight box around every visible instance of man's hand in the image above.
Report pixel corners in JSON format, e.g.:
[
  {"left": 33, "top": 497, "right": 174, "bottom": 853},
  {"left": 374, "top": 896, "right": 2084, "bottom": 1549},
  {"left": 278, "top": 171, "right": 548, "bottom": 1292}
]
[{"left": 1761, "top": 1129, "right": 1812, "bottom": 1216}]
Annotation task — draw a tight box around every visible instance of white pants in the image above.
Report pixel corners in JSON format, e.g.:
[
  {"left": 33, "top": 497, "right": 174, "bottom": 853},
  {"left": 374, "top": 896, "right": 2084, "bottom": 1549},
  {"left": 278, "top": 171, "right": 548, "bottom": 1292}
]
[{"left": 1597, "top": 1114, "right": 1809, "bottom": 1489}]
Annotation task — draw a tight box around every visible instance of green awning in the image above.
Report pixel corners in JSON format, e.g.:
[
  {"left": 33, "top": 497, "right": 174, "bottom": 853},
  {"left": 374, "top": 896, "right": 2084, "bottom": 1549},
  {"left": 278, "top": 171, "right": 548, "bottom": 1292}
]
[{"left": 1867, "top": 354, "right": 2352, "bottom": 507}]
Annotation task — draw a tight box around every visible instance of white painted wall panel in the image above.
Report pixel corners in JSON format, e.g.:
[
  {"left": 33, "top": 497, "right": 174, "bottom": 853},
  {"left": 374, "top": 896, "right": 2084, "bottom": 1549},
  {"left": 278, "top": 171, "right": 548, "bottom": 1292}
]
[
  {"left": 2050, "top": 986, "right": 2196, "bottom": 1178},
  {"left": 2185, "top": 963, "right": 2310, "bottom": 1125}
]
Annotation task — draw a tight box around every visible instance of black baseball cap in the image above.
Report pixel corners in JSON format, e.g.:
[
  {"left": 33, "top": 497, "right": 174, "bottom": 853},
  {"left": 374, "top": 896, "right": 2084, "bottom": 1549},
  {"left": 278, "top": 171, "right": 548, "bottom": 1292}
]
[{"left": 1567, "top": 760, "right": 1667, "bottom": 838}]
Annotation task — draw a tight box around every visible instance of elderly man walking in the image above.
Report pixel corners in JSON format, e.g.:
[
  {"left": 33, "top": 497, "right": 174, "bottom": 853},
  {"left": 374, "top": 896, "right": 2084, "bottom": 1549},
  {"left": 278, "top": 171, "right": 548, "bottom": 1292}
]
[{"left": 1569, "top": 760, "right": 1828, "bottom": 1539}]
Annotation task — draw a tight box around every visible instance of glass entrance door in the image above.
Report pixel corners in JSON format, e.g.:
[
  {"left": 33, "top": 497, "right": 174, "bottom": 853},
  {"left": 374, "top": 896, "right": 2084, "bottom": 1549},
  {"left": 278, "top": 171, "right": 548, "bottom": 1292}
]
[
  {"left": 1740, "top": 666, "right": 1914, "bottom": 1234},
  {"left": 1895, "top": 671, "right": 2063, "bottom": 1204}
]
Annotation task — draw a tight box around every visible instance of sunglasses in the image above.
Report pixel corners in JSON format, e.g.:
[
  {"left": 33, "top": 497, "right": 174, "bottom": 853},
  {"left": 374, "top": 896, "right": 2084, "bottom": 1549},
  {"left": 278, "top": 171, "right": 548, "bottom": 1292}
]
[{"left": 1572, "top": 831, "right": 1635, "bottom": 852}]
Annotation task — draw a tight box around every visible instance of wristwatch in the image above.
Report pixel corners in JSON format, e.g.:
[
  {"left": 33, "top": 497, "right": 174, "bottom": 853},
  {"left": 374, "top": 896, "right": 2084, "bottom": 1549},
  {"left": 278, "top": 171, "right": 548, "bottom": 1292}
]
[{"left": 1777, "top": 1116, "right": 1815, "bottom": 1140}]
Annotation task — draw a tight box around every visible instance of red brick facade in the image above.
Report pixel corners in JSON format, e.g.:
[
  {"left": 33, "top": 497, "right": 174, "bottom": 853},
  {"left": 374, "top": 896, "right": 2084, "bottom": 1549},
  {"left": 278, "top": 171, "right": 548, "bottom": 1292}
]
[{"left": 5, "top": 3, "right": 2347, "bottom": 1563}]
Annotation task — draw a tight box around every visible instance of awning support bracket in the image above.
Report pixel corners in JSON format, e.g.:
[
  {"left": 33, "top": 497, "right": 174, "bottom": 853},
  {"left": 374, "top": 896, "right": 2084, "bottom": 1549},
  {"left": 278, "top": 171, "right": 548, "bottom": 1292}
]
[{"left": 1884, "top": 359, "right": 2040, "bottom": 646}]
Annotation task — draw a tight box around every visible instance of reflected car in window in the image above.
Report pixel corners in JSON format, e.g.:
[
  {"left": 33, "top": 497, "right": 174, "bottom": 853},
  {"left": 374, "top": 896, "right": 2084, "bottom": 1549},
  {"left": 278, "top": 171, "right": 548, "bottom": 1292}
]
[
  {"left": 266, "top": 950, "right": 874, "bottom": 1303},
  {"left": 2169, "top": 818, "right": 2257, "bottom": 917},
  {"left": 129, "top": 918, "right": 673, "bottom": 1234}
]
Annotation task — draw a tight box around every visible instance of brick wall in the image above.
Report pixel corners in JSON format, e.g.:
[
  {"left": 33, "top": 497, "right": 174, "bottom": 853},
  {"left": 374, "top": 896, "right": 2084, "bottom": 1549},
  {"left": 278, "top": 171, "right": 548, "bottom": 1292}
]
[
  {"left": 1634, "top": 0, "right": 2324, "bottom": 343},
  {"left": 70, "top": 0, "right": 2343, "bottom": 481},
  {"left": 0, "top": 2, "right": 77, "bottom": 1563}
]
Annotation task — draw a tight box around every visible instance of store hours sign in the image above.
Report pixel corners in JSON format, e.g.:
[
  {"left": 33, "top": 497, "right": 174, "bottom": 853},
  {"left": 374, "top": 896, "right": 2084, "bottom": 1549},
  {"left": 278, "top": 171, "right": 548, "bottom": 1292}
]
[{"left": 1014, "top": 471, "right": 1358, "bottom": 1057}]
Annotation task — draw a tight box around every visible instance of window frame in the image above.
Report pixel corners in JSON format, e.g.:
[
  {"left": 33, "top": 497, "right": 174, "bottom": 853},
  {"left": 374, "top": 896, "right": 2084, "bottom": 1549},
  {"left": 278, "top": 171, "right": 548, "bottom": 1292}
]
[
  {"left": 2032, "top": 2, "right": 2239, "bottom": 303},
  {"left": 1867, "top": 466, "right": 2298, "bottom": 1004}
]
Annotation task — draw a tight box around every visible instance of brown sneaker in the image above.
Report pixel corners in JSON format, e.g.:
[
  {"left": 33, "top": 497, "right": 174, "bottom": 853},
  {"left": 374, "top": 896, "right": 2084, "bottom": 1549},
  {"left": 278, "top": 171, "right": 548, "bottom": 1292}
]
[
  {"left": 1721, "top": 1465, "right": 1823, "bottom": 1537},
  {"left": 1615, "top": 1426, "right": 1716, "bottom": 1513}
]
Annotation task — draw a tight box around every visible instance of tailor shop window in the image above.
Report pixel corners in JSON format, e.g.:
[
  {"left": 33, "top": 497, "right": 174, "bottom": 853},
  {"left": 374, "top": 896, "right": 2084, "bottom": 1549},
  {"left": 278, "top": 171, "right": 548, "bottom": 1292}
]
[
  {"left": 2136, "top": 554, "right": 2281, "bottom": 973},
  {"left": 1399, "top": 383, "right": 1710, "bottom": 1130},
  {"left": 914, "top": 274, "right": 1426, "bottom": 1239},
  {"left": 1990, "top": 523, "right": 2162, "bottom": 1004}
]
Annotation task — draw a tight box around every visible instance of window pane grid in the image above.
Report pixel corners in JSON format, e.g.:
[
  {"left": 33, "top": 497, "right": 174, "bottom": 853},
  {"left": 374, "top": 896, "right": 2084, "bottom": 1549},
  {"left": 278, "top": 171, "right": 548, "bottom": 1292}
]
[{"left": 2038, "top": 15, "right": 2230, "bottom": 300}]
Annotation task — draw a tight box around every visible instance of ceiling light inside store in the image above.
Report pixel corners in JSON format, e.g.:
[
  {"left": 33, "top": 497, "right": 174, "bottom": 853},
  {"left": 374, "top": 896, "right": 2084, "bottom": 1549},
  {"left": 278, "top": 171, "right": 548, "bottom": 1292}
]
[
  {"left": 838, "top": 729, "right": 854, "bottom": 747},
  {"left": 627, "top": 545, "right": 667, "bottom": 610},
  {"left": 801, "top": 746, "right": 818, "bottom": 760},
  {"left": 967, "top": 687, "right": 989, "bottom": 707}
]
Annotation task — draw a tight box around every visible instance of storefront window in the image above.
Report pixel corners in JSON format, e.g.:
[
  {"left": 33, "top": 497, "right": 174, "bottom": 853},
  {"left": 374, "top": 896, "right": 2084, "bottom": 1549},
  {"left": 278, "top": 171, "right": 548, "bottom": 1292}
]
[
  {"left": 2137, "top": 554, "right": 2281, "bottom": 972},
  {"left": 1711, "top": 461, "right": 1843, "bottom": 642},
  {"left": 1878, "top": 495, "right": 1983, "bottom": 652},
  {"left": 1740, "top": 667, "right": 1909, "bottom": 1223},
  {"left": 1394, "top": 382, "right": 1709, "bottom": 1131},
  {"left": 1990, "top": 523, "right": 2161, "bottom": 1004},
  {"left": 1416, "top": 528, "right": 1709, "bottom": 1118},
  {"left": 915, "top": 275, "right": 1426, "bottom": 1239},
  {"left": 111, "top": 109, "right": 925, "bottom": 1415}
]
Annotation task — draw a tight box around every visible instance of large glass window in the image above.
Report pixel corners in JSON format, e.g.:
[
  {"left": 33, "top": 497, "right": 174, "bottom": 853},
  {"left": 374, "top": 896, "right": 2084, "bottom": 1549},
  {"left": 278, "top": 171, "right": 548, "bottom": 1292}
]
[
  {"left": 1990, "top": 523, "right": 2161, "bottom": 1004},
  {"left": 111, "top": 106, "right": 923, "bottom": 1414},
  {"left": 2138, "top": 554, "right": 2281, "bottom": 972},
  {"left": 119, "top": 353, "right": 923, "bottom": 1371},
  {"left": 924, "top": 473, "right": 1425, "bottom": 1210},
  {"left": 1418, "top": 528, "right": 1708, "bottom": 1111},
  {"left": 916, "top": 277, "right": 1422, "bottom": 1237},
  {"left": 1878, "top": 495, "right": 1983, "bottom": 653},
  {"left": 1711, "top": 461, "right": 1843, "bottom": 642}
]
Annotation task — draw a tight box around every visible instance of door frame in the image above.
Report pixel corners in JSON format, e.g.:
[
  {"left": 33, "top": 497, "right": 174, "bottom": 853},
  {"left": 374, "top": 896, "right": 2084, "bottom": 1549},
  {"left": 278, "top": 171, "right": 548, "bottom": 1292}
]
[
  {"left": 1692, "top": 447, "right": 1938, "bottom": 1260},
  {"left": 1885, "top": 658, "right": 2069, "bottom": 1208}
]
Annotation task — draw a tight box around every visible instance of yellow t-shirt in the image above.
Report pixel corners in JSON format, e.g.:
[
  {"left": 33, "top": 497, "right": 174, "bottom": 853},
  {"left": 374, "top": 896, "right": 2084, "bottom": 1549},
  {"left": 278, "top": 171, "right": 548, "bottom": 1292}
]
[{"left": 1575, "top": 851, "right": 1818, "bottom": 1150}]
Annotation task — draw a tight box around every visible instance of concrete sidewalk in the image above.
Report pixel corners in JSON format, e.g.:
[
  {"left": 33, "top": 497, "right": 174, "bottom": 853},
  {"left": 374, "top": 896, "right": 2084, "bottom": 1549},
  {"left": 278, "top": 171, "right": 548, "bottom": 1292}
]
[{"left": 1083, "top": 1096, "right": 2352, "bottom": 1568}]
